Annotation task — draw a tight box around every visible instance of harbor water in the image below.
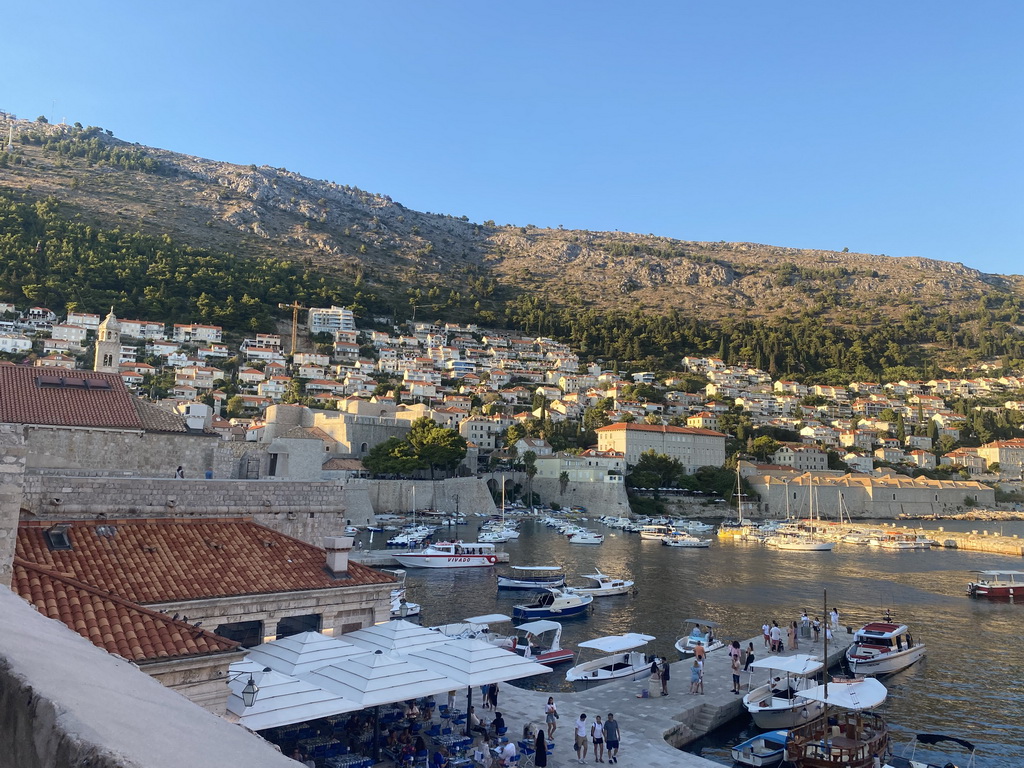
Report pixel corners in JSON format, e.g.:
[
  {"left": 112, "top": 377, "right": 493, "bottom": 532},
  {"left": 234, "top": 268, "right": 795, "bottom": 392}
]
[{"left": 378, "top": 517, "right": 1024, "bottom": 768}]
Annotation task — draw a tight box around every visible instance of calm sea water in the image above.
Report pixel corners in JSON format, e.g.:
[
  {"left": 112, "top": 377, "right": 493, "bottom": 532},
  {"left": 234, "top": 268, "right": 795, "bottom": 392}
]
[{"left": 383, "top": 517, "right": 1024, "bottom": 768}]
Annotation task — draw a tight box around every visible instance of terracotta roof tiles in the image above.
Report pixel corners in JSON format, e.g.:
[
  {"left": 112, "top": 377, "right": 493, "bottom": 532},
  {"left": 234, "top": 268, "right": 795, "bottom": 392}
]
[
  {"left": 16, "top": 519, "right": 395, "bottom": 605},
  {"left": 12, "top": 558, "right": 240, "bottom": 662},
  {"left": 0, "top": 366, "right": 143, "bottom": 428}
]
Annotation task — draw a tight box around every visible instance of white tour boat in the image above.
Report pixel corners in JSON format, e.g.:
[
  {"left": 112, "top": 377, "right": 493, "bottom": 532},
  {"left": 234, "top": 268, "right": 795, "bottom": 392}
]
[
  {"left": 674, "top": 618, "right": 725, "bottom": 659},
  {"left": 662, "top": 532, "right": 711, "bottom": 548},
  {"left": 639, "top": 524, "right": 673, "bottom": 540},
  {"left": 845, "top": 620, "right": 925, "bottom": 675},
  {"left": 567, "top": 530, "right": 604, "bottom": 545},
  {"left": 565, "top": 632, "right": 656, "bottom": 684},
  {"left": 743, "top": 654, "right": 825, "bottom": 729},
  {"left": 563, "top": 570, "right": 634, "bottom": 597},
  {"left": 785, "top": 677, "right": 889, "bottom": 768},
  {"left": 497, "top": 565, "right": 566, "bottom": 591},
  {"left": 391, "top": 540, "right": 498, "bottom": 569}
]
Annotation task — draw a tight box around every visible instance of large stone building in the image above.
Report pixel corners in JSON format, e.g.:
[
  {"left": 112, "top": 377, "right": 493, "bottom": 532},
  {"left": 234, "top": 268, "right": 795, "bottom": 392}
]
[
  {"left": 596, "top": 423, "right": 727, "bottom": 473},
  {"left": 977, "top": 438, "right": 1024, "bottom": 476},
  {"left": 772, "top": 443, "right": 829, "bottom": 471}
]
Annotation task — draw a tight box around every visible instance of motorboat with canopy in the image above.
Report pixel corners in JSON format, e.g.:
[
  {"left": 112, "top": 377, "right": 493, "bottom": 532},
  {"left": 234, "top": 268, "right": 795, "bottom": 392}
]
[
  {"left": 743, "top": 654, "right": 825, "bottom": 729},
  {"left": 565, "top": 632, "right": 656, "bottom": 684},
  {"left": 966, "top": 569, "right": 1024, "bottom": 599},
  {"left": 508, "top": 619, "right": 575, "bottom": 664},
  {"left": 731, "top": 730, "right": 789, "bottom": 767},
  {"left": 674, "top": 618, "right": 725, "bottom": 658}
]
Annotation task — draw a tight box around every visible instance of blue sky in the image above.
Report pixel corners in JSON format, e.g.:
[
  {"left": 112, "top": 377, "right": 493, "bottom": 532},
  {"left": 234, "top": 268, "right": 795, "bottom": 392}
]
[{"left": 4, "top": 2, "right": 1022, "bottom": 274}]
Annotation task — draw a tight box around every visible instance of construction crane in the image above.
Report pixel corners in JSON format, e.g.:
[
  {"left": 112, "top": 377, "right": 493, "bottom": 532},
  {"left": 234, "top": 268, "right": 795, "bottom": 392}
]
[
  {"left": 408, "top": 301, "right": 446, "bottom": 321},
  {"left": 277, "top": 301, "right": 307, "bottom": 356}
]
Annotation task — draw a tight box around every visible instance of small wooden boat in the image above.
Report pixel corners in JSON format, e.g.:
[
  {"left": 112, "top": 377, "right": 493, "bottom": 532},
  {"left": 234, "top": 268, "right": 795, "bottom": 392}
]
[
  {"left": 497, "top": 566, "right": 565, "bottom": 591},
  {"left": 731, "top": 730, "right": 789, "bottom": 767},
  {"left": 785, "top": 677, "right": 889, "bottom": 768}
]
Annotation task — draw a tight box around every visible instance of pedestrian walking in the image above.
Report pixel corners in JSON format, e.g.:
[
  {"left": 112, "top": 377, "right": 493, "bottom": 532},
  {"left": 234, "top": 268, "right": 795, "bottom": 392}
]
[
  {"left": 762, "top": 621, "right": 771, "bottom": 648},
  {"left": 769, "top": 621, "right": 781, "bottom": 652},
  {"left": 545, "top": 697, "right": 558, "bottom": 740},
  {"left": 574, "top": 714, "right": 589, "bottom": 764},
  {"left": 487, "top": 681, "right": 499, "bottom": 710},
  {"left": 689, "top": 659, "right": 701, "bottom": 694},
  {"left": 647, "top": 658, "right": 660, "bottom": 697},
  {"left": 730, "top": 651, "right": 742, "bottom": 694},
  {"left": 603, "top": 714, "right": 620, "bottom": 764},
  {"left": 791, "top": 621, "right": 800, "bottom": 650},
  {"left": 830, "top": 607, "right": 840, "bottom": 631},
  {"left": 174, "top": 465, "right": 185, "bottom": 479},
  {"left": 786, "top": 622, "right": 795, "bottom": 652},
  {"left": 693, "top": 641, "right": 706, "bottom": 662},
  {"left": 739, "top": 642, "right": 748, "bottom": 670},
  {"left": 743, "top": 642, "right": 755, "bottom": 671},
  {"left": 591, "top": 715, "right": 605, "bottom": 763},
  {"left": 481, "top": 683, "right": 491, "bottom": 710},
  {"left": 812, "top": 617, "right": 821, "bottom": 642},
  {"left": 801, "top": 610, "right": 810, "bottom": 638},
  {"left": 660, "top": 659, "right": 670, "bottom": 696}
]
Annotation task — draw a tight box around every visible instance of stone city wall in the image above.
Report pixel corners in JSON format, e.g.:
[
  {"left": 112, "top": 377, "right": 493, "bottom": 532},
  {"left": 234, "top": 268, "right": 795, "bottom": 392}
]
[
  {"left": 21, "top": 474, "right": 378, "bottom": 545},
  {"left": 0, "top": 425, "right": 26, "bottom": 587},
  {"left": 366, "top": 477, "right": 497, "bottom": 516}
]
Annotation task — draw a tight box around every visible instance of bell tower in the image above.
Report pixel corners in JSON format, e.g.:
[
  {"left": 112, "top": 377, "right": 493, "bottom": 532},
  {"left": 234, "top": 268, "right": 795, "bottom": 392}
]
[{"left": 93, "top": 307, "right": 121, "bottom": 373}]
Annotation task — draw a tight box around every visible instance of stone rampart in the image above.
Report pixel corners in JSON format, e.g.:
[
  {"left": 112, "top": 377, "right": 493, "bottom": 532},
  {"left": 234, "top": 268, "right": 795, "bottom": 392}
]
[
  {"left": 366, "top": 477, "right": 497, "bottom": 515},
  {"left": 0, "top": 425, "right": 26, "bottom": 587},
  {"left": 0, "top": 588, "right": 296, "bottom": 768}
]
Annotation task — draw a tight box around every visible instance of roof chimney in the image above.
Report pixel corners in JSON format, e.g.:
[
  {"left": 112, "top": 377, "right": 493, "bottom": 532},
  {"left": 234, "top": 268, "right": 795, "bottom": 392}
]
[{"left": 324, "top": 536, "right": 355, "bottom": 576}]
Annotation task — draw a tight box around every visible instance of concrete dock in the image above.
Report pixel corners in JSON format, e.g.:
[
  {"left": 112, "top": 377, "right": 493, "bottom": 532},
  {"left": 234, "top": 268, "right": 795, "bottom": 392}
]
[
  {"left": 840, "top": 522, "right": 1024, "bottom": 557},
  {"left": 472, "top": 631, "right": 848, "bottom": 768}
]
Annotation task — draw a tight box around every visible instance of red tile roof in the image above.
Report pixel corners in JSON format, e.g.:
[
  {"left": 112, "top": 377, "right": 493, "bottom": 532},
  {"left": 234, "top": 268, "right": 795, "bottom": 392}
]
[
  {"left": 16, "top": 518, "right": 396, "bottom": 604},
  {"left": 0, "top": 366, "right": 144, "bottom": 429},
  {"left": 13, "top": 558, "right": 240, "bottom": 662}
]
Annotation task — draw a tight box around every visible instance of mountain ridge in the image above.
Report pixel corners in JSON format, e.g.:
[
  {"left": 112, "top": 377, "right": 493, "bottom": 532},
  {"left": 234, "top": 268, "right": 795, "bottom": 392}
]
[{"left": 1, "top": 115, "right": 1022, "bottom": 331}]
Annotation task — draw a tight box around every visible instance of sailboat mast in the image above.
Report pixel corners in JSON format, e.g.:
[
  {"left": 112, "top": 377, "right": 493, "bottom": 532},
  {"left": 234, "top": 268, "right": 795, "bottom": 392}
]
[{"left": 823, "top": 587, "right": 829, "bottom": 700}]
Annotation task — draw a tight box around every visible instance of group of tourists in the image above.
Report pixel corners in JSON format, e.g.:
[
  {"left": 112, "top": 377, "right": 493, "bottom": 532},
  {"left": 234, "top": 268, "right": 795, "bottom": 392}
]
[{"left": 573, "top": 712, "right": 621, "bottom": 764}]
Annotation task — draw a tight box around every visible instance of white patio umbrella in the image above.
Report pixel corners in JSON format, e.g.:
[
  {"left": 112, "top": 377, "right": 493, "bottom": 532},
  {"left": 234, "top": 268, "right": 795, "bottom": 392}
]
[
  {"left": 303, "top": 648, "right": 459, "bottom": 760},
  {"left": 340, "top": 619, "right": 451, "bottom": 655},
  {"left": 246, "top": 631, "right": 364, "bottom": 677},
  {"left": 409, "top": 637, "right": 552, "bottom": 735},
  {"left": 226, "top": 668, "right": 359, "bottom": 731}
]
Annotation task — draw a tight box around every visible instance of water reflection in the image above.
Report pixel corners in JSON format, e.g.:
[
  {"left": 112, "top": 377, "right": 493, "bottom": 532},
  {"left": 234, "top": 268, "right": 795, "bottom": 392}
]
[{"left": 402, "top": 518, "right": 1023, "bottom": 767}]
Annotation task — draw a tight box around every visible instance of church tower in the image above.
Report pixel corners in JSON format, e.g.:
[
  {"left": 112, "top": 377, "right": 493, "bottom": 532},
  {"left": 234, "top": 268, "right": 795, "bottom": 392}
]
[{"left": 93, "top": 307, "right": 121, "bottom": 373}]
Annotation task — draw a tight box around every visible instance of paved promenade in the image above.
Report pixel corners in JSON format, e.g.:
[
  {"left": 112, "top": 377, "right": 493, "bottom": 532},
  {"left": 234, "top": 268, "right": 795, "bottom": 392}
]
[{"left": 469, "top": 631, "right": 847, "bottom": 768}]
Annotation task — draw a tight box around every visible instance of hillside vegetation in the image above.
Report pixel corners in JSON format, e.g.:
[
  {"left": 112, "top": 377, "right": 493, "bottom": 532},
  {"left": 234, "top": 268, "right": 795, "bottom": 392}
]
[{"left": 1, "top": 116, "right": 1023, "bottom": 377}]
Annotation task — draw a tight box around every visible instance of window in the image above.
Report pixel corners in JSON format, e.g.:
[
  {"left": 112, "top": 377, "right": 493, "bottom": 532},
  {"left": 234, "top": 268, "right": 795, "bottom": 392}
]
[
  {"left": 276, "top": 614, "right": 322, "bottom": 638},
  {"left": 215, "top": 620, "right": 263, "bottom": 647}
]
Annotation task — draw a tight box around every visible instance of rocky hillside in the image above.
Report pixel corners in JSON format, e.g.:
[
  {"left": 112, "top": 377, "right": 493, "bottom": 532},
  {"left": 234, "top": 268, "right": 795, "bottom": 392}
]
[{"left": 2, "top": 115, "right": 1022, "bottom": 325}]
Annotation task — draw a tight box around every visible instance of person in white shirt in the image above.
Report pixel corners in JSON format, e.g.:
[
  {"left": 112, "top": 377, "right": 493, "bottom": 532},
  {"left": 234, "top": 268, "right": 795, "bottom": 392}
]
[
  {"left": 574, "top": 713, "right": 589, "bottom": 764},
  {"left": 498, "top": 738, "right": 517, "bottom": 767},
  {"left": 590, "top": 715, "right": 605, "bottom": 763}
]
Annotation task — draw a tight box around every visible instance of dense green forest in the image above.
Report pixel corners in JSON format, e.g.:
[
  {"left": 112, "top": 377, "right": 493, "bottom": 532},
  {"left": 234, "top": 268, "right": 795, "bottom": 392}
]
[{"left": 1, "top": 187, "right": 1022, "bottom": 379}]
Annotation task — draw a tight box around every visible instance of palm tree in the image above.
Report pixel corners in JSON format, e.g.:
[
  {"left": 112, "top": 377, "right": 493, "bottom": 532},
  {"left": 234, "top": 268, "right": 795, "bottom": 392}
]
[{"left": 559, "top": 471, "right": 570, "bottom": 496}]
